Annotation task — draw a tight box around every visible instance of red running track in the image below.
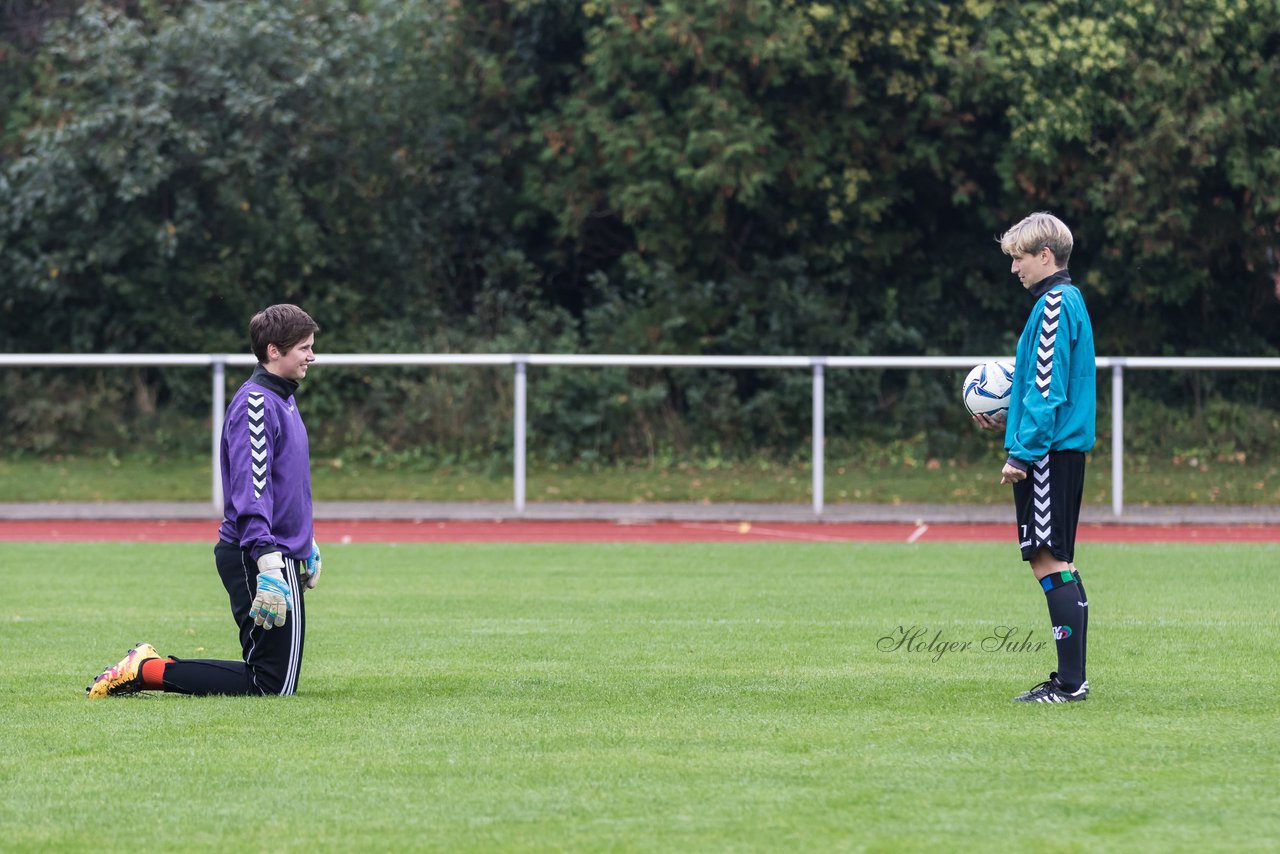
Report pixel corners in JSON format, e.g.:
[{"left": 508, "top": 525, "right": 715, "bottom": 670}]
[{"left": 0, "top": 519, "right": 1277, "bottom": 544}]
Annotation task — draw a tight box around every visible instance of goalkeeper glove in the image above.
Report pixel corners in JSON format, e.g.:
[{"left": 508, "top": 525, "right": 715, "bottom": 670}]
[
  {"left": 250, "top": 552, "right": 292, "bottom": 630},
  {"left": 298, "top": 538, "right": 322, "bottom": 590}
]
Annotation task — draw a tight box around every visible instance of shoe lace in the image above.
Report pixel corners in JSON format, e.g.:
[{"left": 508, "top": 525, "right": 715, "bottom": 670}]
[{"left": 1026, "top": 674, "right": 1060, "bottom": 695}]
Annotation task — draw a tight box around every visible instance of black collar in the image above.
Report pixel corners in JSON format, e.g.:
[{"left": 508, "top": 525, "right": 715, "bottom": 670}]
[
  {"left": 249, "top": 364, "right": 299, "bottom": 400},
  {"left": 1028, "top": 268, "right": 1071, "bottom": 300}
]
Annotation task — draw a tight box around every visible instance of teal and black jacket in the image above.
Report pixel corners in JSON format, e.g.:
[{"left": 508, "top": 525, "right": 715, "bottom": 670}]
[{"left": 1003, "top": 269, "right": 1097, "bottom": 471}]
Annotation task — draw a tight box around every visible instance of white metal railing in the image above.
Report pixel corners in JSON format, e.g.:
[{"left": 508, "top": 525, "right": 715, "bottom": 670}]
[{"left": 2, "top": 353, "right": 1278, "bottom": 517}]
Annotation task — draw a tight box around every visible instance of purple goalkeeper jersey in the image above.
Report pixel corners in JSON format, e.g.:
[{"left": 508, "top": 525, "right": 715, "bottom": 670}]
[{"left": 217, "top": 365, "right": 314, "bottom": 561}]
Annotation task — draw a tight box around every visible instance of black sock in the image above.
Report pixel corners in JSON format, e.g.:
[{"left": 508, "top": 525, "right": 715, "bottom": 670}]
[
  {"left": 1039, "top": 570, "right": 1086, "bottom": 690},
  {"left": 1072, "top": 569, "right": 1089, "bottom": 682}
]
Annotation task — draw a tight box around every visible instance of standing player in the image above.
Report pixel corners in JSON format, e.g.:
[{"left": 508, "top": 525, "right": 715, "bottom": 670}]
[
  {"left": 88, "top": 304, "right": 322, "bottom": 697},
  {"left": 974, "top": 212, "right": 1095, "bottom": 703}
]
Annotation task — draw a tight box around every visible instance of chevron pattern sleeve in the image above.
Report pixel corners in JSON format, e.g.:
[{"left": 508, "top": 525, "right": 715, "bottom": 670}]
[
  {"left": 1008, "top": 290, "right": 1073, "bottom": 463},
  {"left": 221, "top": 388, "right": 278, "bottom": 559}
]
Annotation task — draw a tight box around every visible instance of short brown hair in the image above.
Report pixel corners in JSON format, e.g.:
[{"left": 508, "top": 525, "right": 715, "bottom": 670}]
[{"left": 249, "top": 304, "right": 319, "bottom": 363}]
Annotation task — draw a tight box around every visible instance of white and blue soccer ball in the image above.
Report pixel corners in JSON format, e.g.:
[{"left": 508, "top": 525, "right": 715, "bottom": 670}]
[{"left": 962, "top": 360, "right": 1014, "bottom": 420}]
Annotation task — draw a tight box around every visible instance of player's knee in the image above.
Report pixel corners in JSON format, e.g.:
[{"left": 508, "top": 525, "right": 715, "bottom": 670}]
[
  {"left": 244, "top": 665, "right": 292, "bottom": 696},
  {"left": 1029, "top": 547, "right": 1069, "bottom": 579}
]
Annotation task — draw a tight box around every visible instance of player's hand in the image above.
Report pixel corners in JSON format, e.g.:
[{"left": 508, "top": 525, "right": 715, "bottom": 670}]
[
  {"left": 300, "top": 538, "right": 322, "bottom": 590},
  {"left": 250, "top": 552, "right": 292, "bottom": 629},
  {"left": 1000, "top": 462, "right": 1027, "bottom": 485},
  {"left": 972, "top": 412, "right": 1005, "bottom": 432}
]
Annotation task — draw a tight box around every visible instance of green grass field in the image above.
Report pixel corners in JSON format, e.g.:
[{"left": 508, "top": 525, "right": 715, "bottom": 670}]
[{"left": 2, "top": 541, "right": 1277, "bottom": 851}]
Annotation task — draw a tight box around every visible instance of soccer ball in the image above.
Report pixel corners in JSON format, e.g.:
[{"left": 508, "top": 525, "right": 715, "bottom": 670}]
[{"left": 962, "top": 360, "right": 1014, "bottom": 420}]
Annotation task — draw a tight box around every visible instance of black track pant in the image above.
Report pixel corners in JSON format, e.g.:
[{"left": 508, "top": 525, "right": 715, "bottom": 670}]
[{"left": 162, "top": 541, "right": 306, "bottom": 696}]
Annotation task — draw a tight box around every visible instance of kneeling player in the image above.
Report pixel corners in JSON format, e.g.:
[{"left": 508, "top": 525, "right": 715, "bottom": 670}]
[{"left": 88, "top": 305, "right": 323, "bottom": 697}]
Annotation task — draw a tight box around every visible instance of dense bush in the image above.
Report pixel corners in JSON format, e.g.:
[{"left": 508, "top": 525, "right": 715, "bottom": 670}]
[{"left": 2, "top": 0, "right": 1277, "bottom": 462}]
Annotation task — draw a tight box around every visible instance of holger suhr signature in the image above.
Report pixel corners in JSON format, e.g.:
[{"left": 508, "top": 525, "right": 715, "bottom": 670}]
[{"left": 877, "top": 625, "right": 1048, "bottom": 663}]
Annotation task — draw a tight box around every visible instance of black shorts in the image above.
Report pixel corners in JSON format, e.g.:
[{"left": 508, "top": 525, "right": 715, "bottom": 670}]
[{"left": 1012, "top": 451, "right": 1086, "bottom": 562}]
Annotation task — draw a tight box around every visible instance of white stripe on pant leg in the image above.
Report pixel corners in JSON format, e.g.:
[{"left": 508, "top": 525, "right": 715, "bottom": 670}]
[
  {"left": 288, "top": 560, "right": 302, "bottom": 695},
  {"left": 290, "top": 557, "right": 302, "bottom": 695},
  {"left": 279, "top": 557, "right": 295, "bottom": 696},
  {"left": 282, "top": 558, "right": 301, "bottom": 696},
  {"left": 282, "top": 557, "right": 292, "bottom": 695}
]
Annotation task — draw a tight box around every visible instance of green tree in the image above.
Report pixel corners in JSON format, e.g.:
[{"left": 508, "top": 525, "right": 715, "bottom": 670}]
[
  {"left": 3, "top": 0, "right": 1278, "bottom": 462},
  {"left": 956, "top": 0, "right": 1280, "bottom": 355}
]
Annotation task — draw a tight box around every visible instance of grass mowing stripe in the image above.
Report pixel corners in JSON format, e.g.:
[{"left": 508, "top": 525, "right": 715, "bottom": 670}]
[{"left": 1, "top": 542, "right": 1276, "bottom": 851}]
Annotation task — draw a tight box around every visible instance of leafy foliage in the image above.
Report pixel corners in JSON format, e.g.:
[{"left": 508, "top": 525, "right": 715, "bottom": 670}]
[{"left": 1, "top": 0, "right": 1278, "bottom": 461}]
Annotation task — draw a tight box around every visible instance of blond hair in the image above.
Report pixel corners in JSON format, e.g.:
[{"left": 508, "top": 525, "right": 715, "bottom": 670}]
[{"left": 999, "top": 212, "right": 1073, "bottom": 265}]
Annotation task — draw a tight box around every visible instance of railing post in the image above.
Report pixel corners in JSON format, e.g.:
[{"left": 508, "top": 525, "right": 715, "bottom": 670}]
[
  {"left": 514, "top": 358, "right": 527, "bottom": 512},
  {"left": 1111, "top": 362, "right": 1124, "bottom": 517},
  {"left": 212, "top": 357, "right": 226, "bottom": 512},
  {"left": 812, "top": 359, "right": 825, "bottom": 515}
]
